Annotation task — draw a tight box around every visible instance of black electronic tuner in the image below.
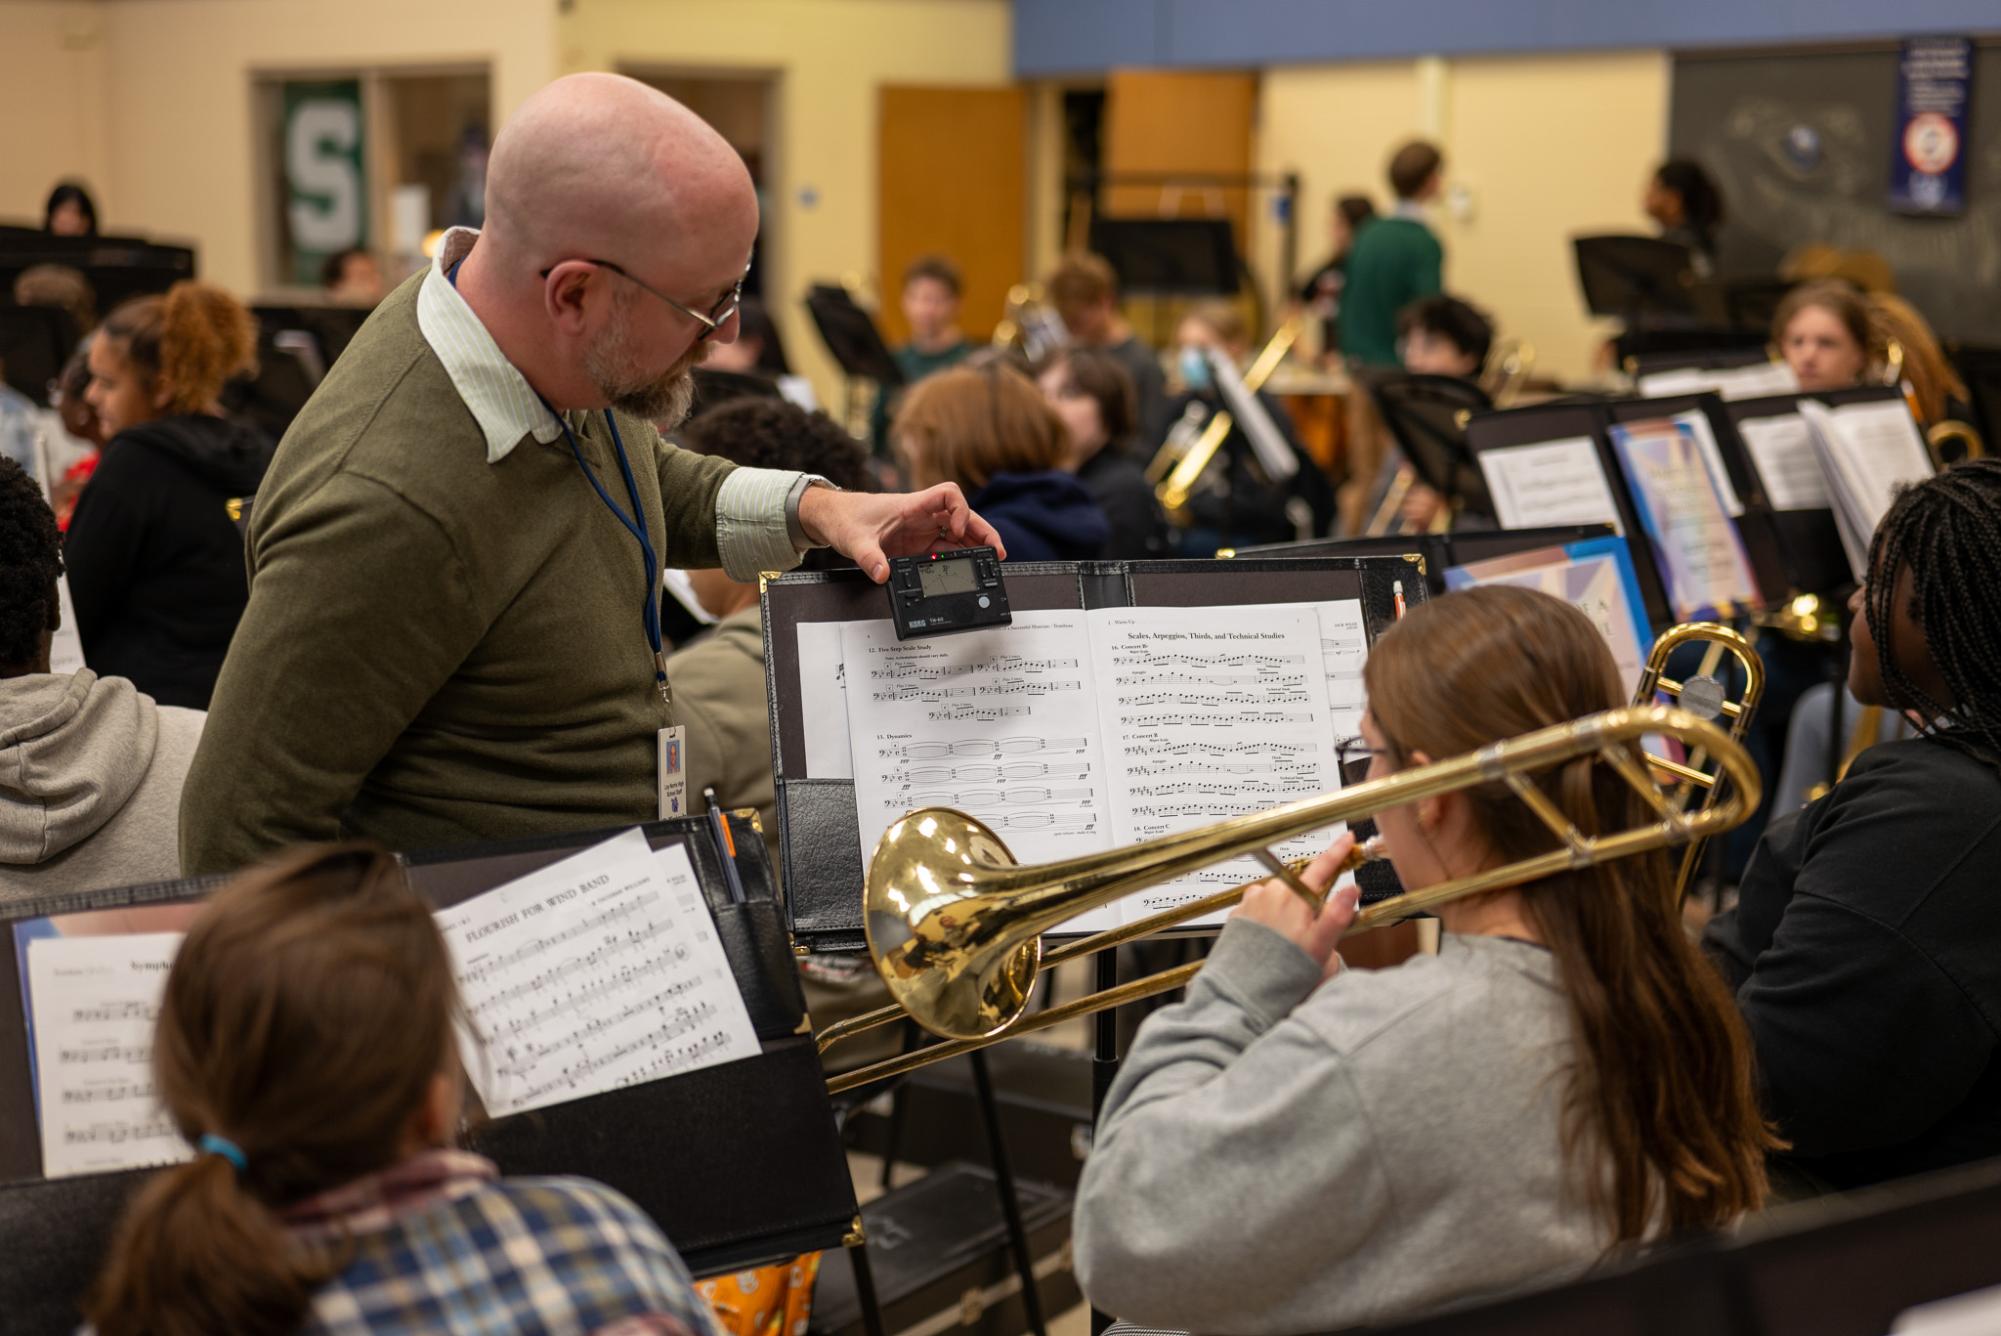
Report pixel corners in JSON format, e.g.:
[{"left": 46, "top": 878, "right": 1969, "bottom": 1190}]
[{"left": 887, "top": 546, "right": 1011, "bottom": 640}]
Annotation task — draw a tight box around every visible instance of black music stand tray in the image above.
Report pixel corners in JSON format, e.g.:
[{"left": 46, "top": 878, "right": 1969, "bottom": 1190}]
[
  {"left": 1088, "top": 217, "right": 1241, "bottom": 297},
  {"left": 1573, "top": 234, "right": 1704, "bottom": 325},
  {"left": 0, "top": 818, "right": 876, "bottom": 1336},
  {"left": 804, "top": 284, "right": 905, "bottom": 432},
  {"left": 1365, "top": 372, "right": 1496, "bottom": 522}
]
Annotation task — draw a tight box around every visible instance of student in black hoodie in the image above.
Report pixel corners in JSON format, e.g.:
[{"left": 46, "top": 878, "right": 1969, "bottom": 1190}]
[
  {"left": 893, "top": 363, "right": 1108, "bottom": 562},
  {"left": 69, "top": 282, "right": 271, "bottom": 708},
  {"left": 1704, "top": 460, "right": 2001, "bottom": 1193},
  {"left": 1034, "top": 346, "right": 1166, "bottom": 559}
]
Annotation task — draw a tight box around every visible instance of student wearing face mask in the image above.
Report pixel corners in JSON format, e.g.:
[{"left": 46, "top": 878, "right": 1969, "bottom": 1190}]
[{"left": 1166, "top": 303, "right": 1335, "bottom": 554}]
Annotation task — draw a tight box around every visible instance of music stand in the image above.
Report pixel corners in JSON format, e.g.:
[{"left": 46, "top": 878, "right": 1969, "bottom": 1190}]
[
  {"left": 804, "top": 285, "right": 904, "bottom": 388},
  {"left": 1573, "top": 234, "right": 1703, "bottom": 325},
  {"left": 0, "top": 819, "right": 867, "bottom": 1336},
  {"left": 0, "top": 305, "right": 76, "bottom": 406},
  {"left": 1366, "top": 373, "right": 1496, "bottom": 522},
  {"left": 1087, "top": 217, "right": 1240, "bottom": 297}
]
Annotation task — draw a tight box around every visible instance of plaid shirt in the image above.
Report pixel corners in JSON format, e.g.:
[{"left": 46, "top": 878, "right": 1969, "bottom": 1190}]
[{"left": 283, "top": 1150, "right": 724, "bottom": 1336}]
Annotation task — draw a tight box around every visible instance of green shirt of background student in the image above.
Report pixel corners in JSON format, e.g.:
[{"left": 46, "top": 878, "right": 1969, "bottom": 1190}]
[
  {"left": 869, "top": 256, "right": 974, "bottom": 455},
  {"left": 1338, "top": 140, "right": 1447, "bottom": 369}
]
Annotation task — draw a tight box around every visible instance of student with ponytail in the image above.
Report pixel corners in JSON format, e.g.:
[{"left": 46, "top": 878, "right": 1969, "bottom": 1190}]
[
  {"left": 1073, "top": 586, "right": 1775, "bottom": 1335},
  {"left": 67, "top": 280, "right": 273, "bottom": 708},
  {"left": 86, "top": 843, "right": 722, "bottom": 1336},
  {"left": 1705, "top": 460, "right": 2001, "bottom": 1193}
]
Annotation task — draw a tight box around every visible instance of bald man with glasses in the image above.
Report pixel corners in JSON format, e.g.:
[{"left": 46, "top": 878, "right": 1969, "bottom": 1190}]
[{"left": 181, "top": 73, "right": 1003, "bottom": 873}]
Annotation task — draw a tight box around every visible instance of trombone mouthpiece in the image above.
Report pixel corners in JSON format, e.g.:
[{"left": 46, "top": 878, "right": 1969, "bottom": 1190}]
[{"left": 1337, "top": 836, "right": 1386, "bottom": 875}]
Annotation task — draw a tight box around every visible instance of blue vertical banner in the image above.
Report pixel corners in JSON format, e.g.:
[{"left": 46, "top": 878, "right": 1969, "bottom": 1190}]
[{"left": 1888, "top": 36, "right": 1974, "bottom": 216}]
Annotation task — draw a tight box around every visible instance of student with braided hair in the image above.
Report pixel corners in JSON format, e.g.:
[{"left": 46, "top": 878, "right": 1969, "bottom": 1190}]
[
  {"left": 68, "top": 281, "right": 272, "bottom": 708},
  {"left": 1705, "top": 459, "right": 2001, "bottom": 1193}
]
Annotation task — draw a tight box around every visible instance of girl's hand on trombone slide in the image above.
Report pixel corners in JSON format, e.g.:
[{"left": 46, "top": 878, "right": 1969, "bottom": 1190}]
[{"left": 1233, "top": 832, "right": 1362, "bottom": 983}]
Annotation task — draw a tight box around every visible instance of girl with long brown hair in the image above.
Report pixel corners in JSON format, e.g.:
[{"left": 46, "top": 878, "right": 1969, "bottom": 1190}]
[
  {"left": 85, "top": 844, "right": 719, "bottom": 1336},
  {"left": 1073, "top": 585, "right": 1775, "bottom": 1335},
  {"left": 894, "top": 362, "right": 1110, "bottom": 561}
]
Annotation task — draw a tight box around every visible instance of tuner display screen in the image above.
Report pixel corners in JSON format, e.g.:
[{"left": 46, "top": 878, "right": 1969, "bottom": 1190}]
[{"left": 918, "top": 557, "right": 979, "bottom": 597}]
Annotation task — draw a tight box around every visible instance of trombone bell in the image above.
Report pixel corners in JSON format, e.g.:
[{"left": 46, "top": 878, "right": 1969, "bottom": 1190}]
[{"left": 866, "top": 809, "right": 1042, "bottom": 1042}]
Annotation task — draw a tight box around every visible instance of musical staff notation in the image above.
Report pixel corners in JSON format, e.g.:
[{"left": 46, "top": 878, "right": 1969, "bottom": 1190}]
[
  {"left": 27, "top": 930, "right": 193, "bottom": 1179},
  {"left": 440, "top": 831, "right": 761, "bottom": 1121}
]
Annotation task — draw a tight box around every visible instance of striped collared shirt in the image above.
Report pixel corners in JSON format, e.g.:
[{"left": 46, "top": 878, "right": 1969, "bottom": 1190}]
[{"left": 416, "top": 226, "right": 812, "bottom": 581}]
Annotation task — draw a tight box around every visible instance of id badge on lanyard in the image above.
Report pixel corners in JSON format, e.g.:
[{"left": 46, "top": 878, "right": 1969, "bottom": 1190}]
[{"left": 658, "top": 724, "right": 689, "bottom": 819}]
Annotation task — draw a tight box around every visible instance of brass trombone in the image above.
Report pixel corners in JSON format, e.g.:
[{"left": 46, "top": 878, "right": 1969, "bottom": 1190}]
[
  {"left": 1149, "top": 317, "right": 1302, "bottom": 520},
  {"left": 1631, "top": 623, "right": 1765, "bottom": 900},
  {"left": 819, "top": 698, "right": 1760, "bottom": 1093}
]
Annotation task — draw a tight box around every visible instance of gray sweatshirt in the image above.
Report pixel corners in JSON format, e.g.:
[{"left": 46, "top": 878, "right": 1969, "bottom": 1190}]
[
  {"left": 1073, "top": 920, "right": 1608, "bottom": 1334},
  {"left": 0, "top": 671, "right": 204, "bottom": 901}
]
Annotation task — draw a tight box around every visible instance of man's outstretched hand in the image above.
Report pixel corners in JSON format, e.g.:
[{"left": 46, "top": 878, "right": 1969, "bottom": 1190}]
[{"left": 798, "top": 483, "right": 1007, "bottom": 583}]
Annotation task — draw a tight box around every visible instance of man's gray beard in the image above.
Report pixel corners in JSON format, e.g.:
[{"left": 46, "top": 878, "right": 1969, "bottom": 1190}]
[
  {"left": 586, "top": 302, "right": 700, "bottom": 430},
  {"left": 613, "top": 367, "right": 696, "bottom": 432}
]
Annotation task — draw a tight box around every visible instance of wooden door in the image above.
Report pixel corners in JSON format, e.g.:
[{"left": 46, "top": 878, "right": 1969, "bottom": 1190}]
[
  {"left": 878, "top": 85, "right": 1026, "bottom": 345},
  {"left": 1103, "top": 69, "right": 1258, "bottom": 244}
]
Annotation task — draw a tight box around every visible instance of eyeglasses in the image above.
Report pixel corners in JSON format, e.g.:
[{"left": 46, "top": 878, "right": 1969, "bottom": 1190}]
[
  {"left": 537, "top": 257, "right": 748, "bottom": 342},
  {"left": 1334, "top": 735, "right": 1391, "bottom": 775}
]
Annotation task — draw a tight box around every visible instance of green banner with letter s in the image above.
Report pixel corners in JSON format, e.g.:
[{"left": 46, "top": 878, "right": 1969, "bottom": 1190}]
[{"left": 282, "top": 80, "right": 366, "bottom": 286}]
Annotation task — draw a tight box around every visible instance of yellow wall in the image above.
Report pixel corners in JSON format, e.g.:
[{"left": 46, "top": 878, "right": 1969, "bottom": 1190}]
[
  {"left": 560, "top": 0, "right": 1015, "bottom": 397},
  {"left": 0, "top": 2, "right": 113, "bottom": 227},
  {"left": 88, "top": 0, "right": 558, "bottom": 294},
  {"left": 1257, "top": 51, "right": 1670, "bottom": 383}
]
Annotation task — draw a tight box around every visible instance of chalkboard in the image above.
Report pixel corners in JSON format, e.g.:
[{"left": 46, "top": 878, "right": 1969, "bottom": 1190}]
[{"left": 1669, "top": 41, "right": 2001, "bottom": 344}]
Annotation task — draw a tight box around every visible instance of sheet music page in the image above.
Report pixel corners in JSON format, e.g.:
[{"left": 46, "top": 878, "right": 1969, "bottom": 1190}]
[
  {"left": 840, "top": 612, "right": 1117, "bottom": 930},
  {"left": 1260, "top": 598, "right": 1370, "bottom": 739},
  {"left": 1638, "top": 362, "right": 1799, "bottom": 402},
  {"left": 1828, "top": 398, "right": 1936, "bottom": 523},
  {"left": 1477, "top": 438, "right": 1624, "bottom": 532},
  {"left": 797, "top": 619, "right": 885, "bottom": 780},
  {"left": 49, "top": 576, "right": 84, "bottom": 675},
  {"left": 439, "top": 830, "right": 760, "bottom": 1119},
  {"left": 27, "top": 932, "right": 189, "bottom": 1179},
  {"left": 1088, "top": 605, "right": 1342, "bottom": 926},
  {"left": 1738, "top": 413, "right": 1831, "bottom": 511},
  {"left": 1669, "top": 409, "right": 1744, "bottom": 517},
  {"left": 1610, "top": 420, "right": 1760, "bottom": 619}
]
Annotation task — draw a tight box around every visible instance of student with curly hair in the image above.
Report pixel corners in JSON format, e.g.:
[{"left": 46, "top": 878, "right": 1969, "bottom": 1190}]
[
  {"left": 0, "top": 458, "right": 203, "bottom": 900},
  {"left": 1705, "top": 460, "right": 2001, "bottom": 1192},
  {"left": 68, "top": 281, "right": 272, "bottom": 708}
]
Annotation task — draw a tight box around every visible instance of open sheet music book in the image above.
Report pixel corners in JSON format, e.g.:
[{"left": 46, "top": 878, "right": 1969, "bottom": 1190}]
[
  {"left": 832, "top": 601, "right": 1369, "bottom": 933},
  {"left": 1796, "top": 397, "right": 1935, "bottom": 580},
  {"left": 16, "top": 830, "right": 760, "bottom": 1180}
]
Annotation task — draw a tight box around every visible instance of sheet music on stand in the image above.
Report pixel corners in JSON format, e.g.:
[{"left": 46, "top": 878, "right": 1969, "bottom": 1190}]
[
  {"left": 1638, "top": 361, "right": 1800, "bottom": 402},
  {"left": 14, "top": 829, "right": 763, "bottom": 1176},
  {"left": 838, "top": 602, "right": 1357, "bottom": 932},
  {"left": 1796, "top": 396, "right": 1936, "bottom": 581},
  {"left": 763, "top": 558, "right": 1424, "bottom": 950},
  {"left": 438, "top": 829, "right": 759, "bottom": 1120}
]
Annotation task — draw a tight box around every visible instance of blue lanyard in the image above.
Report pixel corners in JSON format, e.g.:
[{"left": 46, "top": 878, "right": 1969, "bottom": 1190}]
[{"left": 448, "top": 258, "right": 668, "bottom": 705}]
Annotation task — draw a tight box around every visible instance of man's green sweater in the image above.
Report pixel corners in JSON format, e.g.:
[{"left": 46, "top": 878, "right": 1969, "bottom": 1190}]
[
  {"left": 180, "top": 277, "right": 739, "bottom": 873},
  {"left": 1335, "top": 215, "right": 1444, "bottom": 368}
]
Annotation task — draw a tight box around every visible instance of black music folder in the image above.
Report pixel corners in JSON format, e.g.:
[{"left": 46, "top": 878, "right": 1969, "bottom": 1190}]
[
  {"left": 763, "top": 556, "right": 1425, "bottom": 953},
  {"left": 0, "top": 818, "right": 857, "bottom": 1335}
]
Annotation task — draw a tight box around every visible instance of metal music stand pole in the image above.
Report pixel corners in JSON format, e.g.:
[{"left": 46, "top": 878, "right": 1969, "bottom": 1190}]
[
  {"left": 1089, "top": 949, "right": 1119, "bottom": 1336},
  {"left": 970, "top": 1050, "right": 1049, "bottom": 1336}
]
